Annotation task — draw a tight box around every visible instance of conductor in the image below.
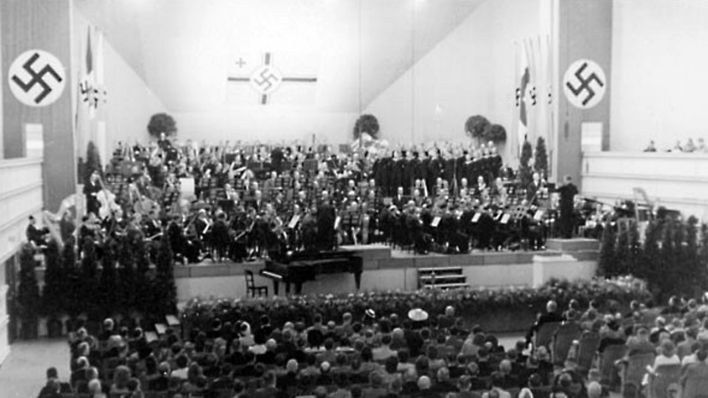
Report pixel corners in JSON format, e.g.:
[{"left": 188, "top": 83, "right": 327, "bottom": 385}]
[{"left": 557, "top": 175, "right": 578, "bottom": 239}]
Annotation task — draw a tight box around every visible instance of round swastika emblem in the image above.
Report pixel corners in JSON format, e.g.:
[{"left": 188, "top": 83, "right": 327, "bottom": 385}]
[
  {"left": 8, "top": 49, "right": 66, "bottom": 107},
  {"left": 563, "top": 59, "right": 606, "bottom": 109},
  {"left": 249, "top": 65, "right": 282, "bottom": 95}
]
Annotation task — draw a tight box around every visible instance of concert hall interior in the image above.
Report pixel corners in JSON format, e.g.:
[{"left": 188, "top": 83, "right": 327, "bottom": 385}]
[{"left": 2, "top": 0, "right": 708, "bottom": 397}]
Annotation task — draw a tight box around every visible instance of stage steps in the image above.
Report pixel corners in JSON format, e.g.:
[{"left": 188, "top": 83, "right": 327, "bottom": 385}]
[{"left": 418, "top": 266, "right": 469, "bottom": 290}]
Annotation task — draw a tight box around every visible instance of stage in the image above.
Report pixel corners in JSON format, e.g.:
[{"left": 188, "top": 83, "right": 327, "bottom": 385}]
[{"left": 173, "top": 239, "right": 599, "bottom": 301}]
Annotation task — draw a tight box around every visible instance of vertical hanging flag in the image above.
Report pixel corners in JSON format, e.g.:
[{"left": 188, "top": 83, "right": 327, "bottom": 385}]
[
  {"left": 545, "top": 34, "right": 555, "bottom": 178},
  {"left": 524, "top": 38, "right": 539, "bottom": 144},
  {"left": 517, "top": 42, "right": 530, "bottom": 154},
  {"left": 512, "top": 42, "right": 520, "bottom": 161},
  {"left": 75, "top": 26, "right": 93, "bottom": 160},
  {"left": 93, "top": 29, "right": 108, "bottom": 163}
]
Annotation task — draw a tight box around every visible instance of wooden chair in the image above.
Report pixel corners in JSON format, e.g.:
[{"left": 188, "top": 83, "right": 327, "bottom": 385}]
[
  {"left": 245, "top": 270, "right": 268, "bottom": 297},
  {"left": 647, "top": 364, "right": 680, "bottom": 398},
  {"left": 552, "top": 321, "right": 582, "bottom": 366},
  {"left": 535, "top": 321, "right": 561, "bottom": 350},
  {"left": 621, "top": 352, "right": 655, "bottom": 398},
  {"left": 680, "top": 362, "right": 708, "bottom": 398},
  {"left": 577, "top": 331, "right": 601, "bottom": 371}
]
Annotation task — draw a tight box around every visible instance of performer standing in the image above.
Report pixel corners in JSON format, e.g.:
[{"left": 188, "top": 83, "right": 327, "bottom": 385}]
[
  {"left": 84, "top": 170, "right": 103, "bottom": 216},
  {"left": 558, "top": 175, "right": 579, "bottom": 239},
  {"left": 317, "top": 190, "right": 336, "bottom": 251}
]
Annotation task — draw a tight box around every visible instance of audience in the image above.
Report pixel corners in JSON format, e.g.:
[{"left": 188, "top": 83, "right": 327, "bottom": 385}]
[
  {"left": 644, "top": 138, "right": 708, "bottom": 153},
  {"left": 39, "top": 289, "right": 708, "bottom": 398}
]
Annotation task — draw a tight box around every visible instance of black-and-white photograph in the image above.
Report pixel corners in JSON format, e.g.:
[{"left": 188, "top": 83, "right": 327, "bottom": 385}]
[{"left": 1, "top": 0, "right": 707, "bottom": 397}]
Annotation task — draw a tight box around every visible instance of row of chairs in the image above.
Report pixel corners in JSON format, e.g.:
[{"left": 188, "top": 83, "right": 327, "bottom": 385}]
[{"left": 534, "top": 321, "right": 708, "bottom": 398}]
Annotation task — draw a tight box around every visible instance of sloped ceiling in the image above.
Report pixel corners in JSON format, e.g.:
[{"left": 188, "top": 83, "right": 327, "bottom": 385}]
[{"left": 75, "top": 0, "right": 485, "bottom": 113}]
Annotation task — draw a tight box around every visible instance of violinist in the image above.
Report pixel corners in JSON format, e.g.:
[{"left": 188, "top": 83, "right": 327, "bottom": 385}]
[
  {"left": 224, "top": 183, "right": 239, "bottom": 203},
  {"left": 143, "top": 209, "right": 163, "bottom": 240},
  {"left": 228, "top": 204, "right": 251, "bottom": 262},
  {"left": 79, "top": 212, "right": 101, "bottom": 245},
  {"left": 474, "top": 175, "right": 490, "bottom": 204},
  {"left": 491, "top": 177, "right": 508, "bottom": 206},
  {"left": 167, "top": 214, "right": 188, "bottom": 263},
  {"left": 194, "top": 209, "right": 212, "bottom": 245},
  {"left": 103, "top": 207, "right": 127, "bottom": 240},
  {"left": 392, "top": 186, "right": 406, "bottom": 209},
  {"left": 526, "top": 172, "right": 544, "bottom": 205}
]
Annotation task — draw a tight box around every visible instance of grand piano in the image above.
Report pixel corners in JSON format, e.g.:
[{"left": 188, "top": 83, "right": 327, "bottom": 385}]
[{"left": 259, "top": 248, "right": 363, "bottom": 295}]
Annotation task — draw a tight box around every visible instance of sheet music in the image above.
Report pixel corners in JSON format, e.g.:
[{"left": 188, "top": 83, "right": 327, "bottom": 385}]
[
  {"left": 431, "top": 216, "right": 441, "bottom": 228},
  {"left": 288, "top": 214, "right": 300, "bottom": 229},
  {"left": 471, "top": 212, "right": 481, "bottom": 223}
]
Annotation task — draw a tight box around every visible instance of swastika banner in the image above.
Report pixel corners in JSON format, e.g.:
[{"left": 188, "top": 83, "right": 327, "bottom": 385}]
[
  {"left": 226, "top": 51, "right": 319, "bottom": 107},
  {"left": 8, "top": 49, "right": 66, "bottom": 107},
  {"left": 563, "top": 59, "right": 606, "bottom": 110}
]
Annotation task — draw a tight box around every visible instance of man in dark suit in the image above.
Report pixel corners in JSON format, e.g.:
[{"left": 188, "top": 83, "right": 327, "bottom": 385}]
[
  {"left": 557, "top": 175, "right": 579, "bottom": 239},
  {"left": 26, "top": 216, "right": 49, "bottom": 247},
  {"left": 317, "top": 192, "right": 336, "bottom": 251},
  {"left": 526, "top": 172, "right": 543, "bottom": 204}
]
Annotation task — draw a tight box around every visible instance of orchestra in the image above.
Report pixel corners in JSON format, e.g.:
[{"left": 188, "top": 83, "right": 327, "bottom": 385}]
[{"left": 64, "top": 138, "right": 591, "bottom": 265}]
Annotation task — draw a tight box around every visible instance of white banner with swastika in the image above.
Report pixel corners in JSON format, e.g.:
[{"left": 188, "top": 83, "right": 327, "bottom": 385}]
[
  {"left": 563, "top": 58, "right": 606, "bottom": 110},
  {"left": 226, "top": 51, "right": 319, "bottom": 107},
  {"left": 8, "top": 49, "right": 66, "bottom": 107}
]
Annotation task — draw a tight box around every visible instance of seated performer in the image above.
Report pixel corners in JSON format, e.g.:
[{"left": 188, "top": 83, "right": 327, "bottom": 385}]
[{"left": 26, "top": 215, "right": 49, "bottom": 248}]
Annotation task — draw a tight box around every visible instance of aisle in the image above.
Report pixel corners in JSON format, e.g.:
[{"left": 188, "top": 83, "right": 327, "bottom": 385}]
[{"left": 0, "top": 338, "right": 69, "bottom": 398}]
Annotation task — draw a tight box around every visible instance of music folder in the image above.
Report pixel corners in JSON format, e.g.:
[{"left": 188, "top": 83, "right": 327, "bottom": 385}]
[
  {"left": 288, "top": 214, "right": 300, "bottom": 229},
  {"left": 500, "top": 213, "right": 511, "bottom": 224},
  {"left": 533, "top": 209, "right": 545, "bottom": 221},
  {"left": 431, "top": 216, "right": 441, "bottom": 228},
  {"left": 471, "top": 212, "right": 481, "bottom": 223}
]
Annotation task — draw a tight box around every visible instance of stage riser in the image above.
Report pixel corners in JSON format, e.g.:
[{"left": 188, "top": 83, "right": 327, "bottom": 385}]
[
  {"left": 32, "top": 242, "right": 598, "bottom": 302},
  {"left": 175, "top": 256, "right": 597, "bottom": 301},
  {"left": 545, "top": 239, "right": 600, "bottom": 252}
]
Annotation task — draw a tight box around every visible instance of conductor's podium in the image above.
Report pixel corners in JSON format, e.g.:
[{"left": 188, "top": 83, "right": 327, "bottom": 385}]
[{"left": 260, "top": 249, "right": 363, "bottom": 294}]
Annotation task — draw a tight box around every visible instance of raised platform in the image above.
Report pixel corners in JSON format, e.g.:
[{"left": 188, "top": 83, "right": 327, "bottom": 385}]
[
  {"left": 174, "top": 239, "right": 599, "bottom": 301},
  {"left": 582, "top": 151, "right": 708, "bottom": 218}
]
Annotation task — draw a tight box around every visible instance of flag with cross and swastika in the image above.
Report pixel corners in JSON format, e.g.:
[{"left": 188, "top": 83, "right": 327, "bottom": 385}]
[{"left": 226, "top": 51, "right": 319, "bottom": 106}]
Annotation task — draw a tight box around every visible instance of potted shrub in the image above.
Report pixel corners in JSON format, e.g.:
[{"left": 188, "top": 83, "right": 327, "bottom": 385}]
[{"left": 465, "top": 115, "right": 490, "bottom": 144}]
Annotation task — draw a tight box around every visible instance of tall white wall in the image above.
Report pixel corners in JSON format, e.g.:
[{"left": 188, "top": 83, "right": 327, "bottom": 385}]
[
  {"left": 103, "top": 38, "right": 168, "bottom": 148},
  {"left": 610, "top": 0, "right": 708, "bottom": 151},
  {"left": 0, "top": 14, "right": 3, "bottom": 160},
  {"left": 365, "top": 0, "right": 544, "bottom": 161},
  {"left": 172, "top": 109, "right": 357, "bottom": 146},
  {"left": 73, "top": 11, "right": 167, "bottom": 156}
]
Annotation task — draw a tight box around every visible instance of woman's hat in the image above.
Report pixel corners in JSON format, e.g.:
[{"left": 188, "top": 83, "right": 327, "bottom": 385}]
[{"left": 408, "top": 308, "right": 429, "bottom": 322}]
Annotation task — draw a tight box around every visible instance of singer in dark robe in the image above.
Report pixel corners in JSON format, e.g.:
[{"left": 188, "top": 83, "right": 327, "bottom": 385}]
[{"left": 558, "top": 175, "right": 579, "bottom": 239}]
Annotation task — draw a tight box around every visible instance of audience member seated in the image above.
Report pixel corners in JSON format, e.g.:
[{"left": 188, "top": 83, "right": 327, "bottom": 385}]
[{"left": 643, "top": 140, "right": 657, "bottom": 152}]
